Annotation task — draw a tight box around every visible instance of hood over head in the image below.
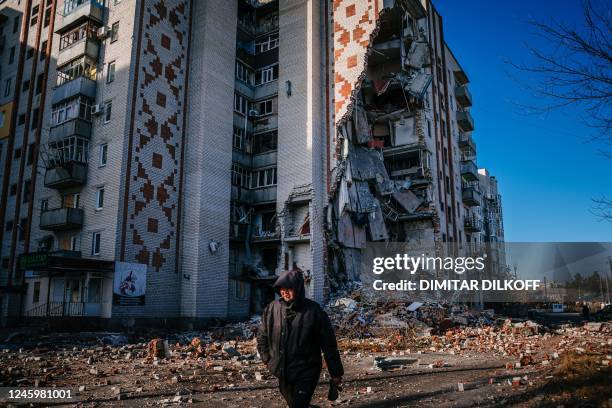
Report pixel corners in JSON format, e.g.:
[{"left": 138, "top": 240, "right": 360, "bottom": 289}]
[{"left": 272, "top": 269, "right": 305, "bottom": 303}]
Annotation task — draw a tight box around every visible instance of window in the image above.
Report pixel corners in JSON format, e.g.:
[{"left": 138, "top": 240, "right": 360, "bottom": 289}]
[
  {"left": 9, "top": 184, "right": 17, "bottom": 196},
  {"left": 104, "top": 101, "right": 112, "bottom": 123},
  {"left": 59, "top": 22, "right": 97, "bottom": 51},
  {"left": 23, "top": 179, "right": 31, "bottom": 203},
  {"left": 91, "top": 232, "right": 101, "bottom": 255},
  {"left": 18, "top": 114, "right": 26, "bottom": 126},
  {"left": 27, "top": 143, "right": 35, "bottom": 165},
  {"left": 56, "top": 56, "right": 97, "bottom": 86},
  {"left": 31, "top": 5, "right": 39, "bottom": 26},
  {"left": 35, "top": 73, "right": 44, "bottom": 95},
  {"left": 51, "top": 96, "right": 93, "bottom": 125},
  {"left": 252, "top": 131, "right": 277, "bottom": 154},
  {"left": 70, "top": 235, "right": 78, "bottom": 251},
  {"left": 18, "top": 218, "right": 27, "bottom": 241},
  {"left": 251, "top": 167, "right": 277, "bottom": 188},
  {"left": 233, "top": 126, "right": 244, "bottom": 150},
  {"left": 31, "top": 108, "right": 39, "bottom": 130},
  {"left": 4, "top": 78, "right": 12, "bottom": 97},
  {"left": 99, "top": 143, "right": 108, "bottom": 166},
  {"left": 95, "top": 187, "right": 104, "bottom": 209},
  {"left": 257, "top": 99, "right": 274, "bottom": 116},
  {"left": 235, "top": 280, "right": 247, "bottom": 300},
  {"left": 64, "top": 193, "right": 80, "bottom": 208},
  {"left": 231, "top": 163, "right": 250, "bottom": 188},
  {"left": 26, "top": 48, "right": 34, "bottom": 59},
  {"left": 255, "top": 64, "right": 278, "bottom": 85},
  {"left": 64, "top": 0, "right": 93, "bottom": 15},
  {"left": 9, "top": 47, "right": 16, "bottom": 64},
  {"left": 44, "top": 7, "right": 51, "bottom": 27},
  {"left": 106, "top": 61, "right": 116, "bottom": 83},
  {"left": 235, "top": 60, "right": 253, "bottom": 84},
  {"left": 33, "top": 281, "right": 41, "bottom": 303},
  {"left": 110, "top": 22, "right": 119, "bottom": 42},
  {"left": 5, "top": 220, "right": 13, "bottom": 232},
  {"left": 40, "top": 40, "right": 47, "bottom": 61},
  {"left": 234, "top": 93, "right": 248, "bottom": 115},
  {"left": 13, "top": 16, "right": 20, "bottom": 33},
  {"left": 14, "top": 147, "right": 21, "bottom": 159},
  {"left": 255, "top": 33, "right": 279, "bottom": 53},
  {"left": 22, "top": 80, "right": 30, "bottom": 92},
  {"left": 40, "top": 199, "right": 49, "bottom": 212}
]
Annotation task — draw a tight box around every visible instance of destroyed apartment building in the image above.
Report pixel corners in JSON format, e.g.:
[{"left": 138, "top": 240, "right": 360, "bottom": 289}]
[
  {"left": 326, "top": 0, "right": 506, "bottom": 287},
  {"left": 0, "top": 0, "right": 505, "bottom": 328}
]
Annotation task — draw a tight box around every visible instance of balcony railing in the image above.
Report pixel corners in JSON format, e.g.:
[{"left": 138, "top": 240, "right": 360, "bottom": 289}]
[
  {"left": 461, "top": 186, "right": 481, "bottom": 207},
  {"left": 464, "top": 216, "right": 482, "bottom": 232},
  {"left": 57, "top": 38, "right": 100, "bottom": 67},
  {"left": 49, "top": 118, "right": 92, "bottom": 143},
  {"left": 58, "top": 0, "right": 103, "bottom": 33},
  {"left": 456, "top": 110, "right": 474, "bottom": 132},
  {"left": 460, "top": 159, "right": 478, "bottom": 181},
  {"left": 455, "top": 85, "right": 472, "bottom": 107},
  {"left": 52, "top": 75, "right": 96, "bottom": 105},
  {"left": 458, "top": 133, "right": 476, "bottom": 154},
  {"left": 25, "top": 301, "right": 106, "bottom": 317},
  {"left": 44, "top": 161, "right": 88, "bottom": 189},
  {"left": 40, "top": 207, "right": 84, "bottom": 231}
]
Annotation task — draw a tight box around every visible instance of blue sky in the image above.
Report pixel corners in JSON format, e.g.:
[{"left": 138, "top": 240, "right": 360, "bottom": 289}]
[{"left": 434, "top": 0, "right": 611, "bottom": 242}]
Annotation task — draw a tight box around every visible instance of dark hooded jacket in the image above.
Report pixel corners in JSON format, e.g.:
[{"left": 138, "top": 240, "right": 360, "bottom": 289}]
[{"left": 257, "top": 270, "right": 344, "bottom": 382}]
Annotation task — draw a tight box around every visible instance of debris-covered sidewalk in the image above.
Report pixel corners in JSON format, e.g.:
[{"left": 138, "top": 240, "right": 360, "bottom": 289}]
[{"left": 1, "top": 297, "right": 610, "bottom": 408}]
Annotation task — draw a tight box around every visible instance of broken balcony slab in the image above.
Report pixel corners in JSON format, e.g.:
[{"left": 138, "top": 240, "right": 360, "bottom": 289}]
[
  {"left": 392, "top": 189, "right": 423, "bottom": 213},
  {"left": 404, "top": 41, "right": 429, "bottom": 69},
  {"left": 348, "top": 147, "right": 389, "bottom": 181}
]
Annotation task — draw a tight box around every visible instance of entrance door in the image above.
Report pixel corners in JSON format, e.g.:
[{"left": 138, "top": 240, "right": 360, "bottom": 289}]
[{"left": 51, "top": 279, "right": 65, "bottom": 316}]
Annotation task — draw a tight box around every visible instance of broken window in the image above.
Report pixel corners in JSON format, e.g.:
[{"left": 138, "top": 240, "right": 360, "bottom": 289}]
[
  {"left": 255, "top": 33, "right": 278, "bottom": 53},
  {"left": 252, "top": 130, "right": 277, "bottom": 154}
]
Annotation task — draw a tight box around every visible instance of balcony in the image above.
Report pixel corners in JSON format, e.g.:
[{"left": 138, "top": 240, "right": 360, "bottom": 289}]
[
  {"left": 52, "top": 76, "right": 96, "bottom": 105},
  {"left": 44, "top": 161, "right": 87, "bottom": 189},
  {"left": 57, "top": 0, "right": 103, "bottom": 34},
  {"left": 456, "top": 110, "right": 474, "bottom": 132},
  {"left": 458, "top": 133, "right": 476, "bottom": 154},
  {"left": 453, "top": 67, "right": 469, "bottom": 86},
  {"left": 40, "top": 207, "right": 84, "bottom": 231},
  {"left": 455, "top": 85, "right": 472, "bottom": 107},
  {"left": 461, "top": 186, "right": 481, "bottom": 207},
  {"left": 460, "top": 159, "right": 478, "bottom": 181},
  {"left": 57, "top": 38, "right": 99, "bottom": 67},
  {"left": 231, "top": 185, "right": 277, "bottom": 204},
  {"left": 464, "top": 216, "right": 482, "bottom": 233},
  {"left": 49, "top": 118, "right": 92, "bottom": 143}
]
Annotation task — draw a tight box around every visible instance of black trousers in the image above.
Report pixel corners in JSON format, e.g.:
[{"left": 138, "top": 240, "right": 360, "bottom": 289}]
[{"left": 278, "top": 374, "right": 320, "bottom": 408}]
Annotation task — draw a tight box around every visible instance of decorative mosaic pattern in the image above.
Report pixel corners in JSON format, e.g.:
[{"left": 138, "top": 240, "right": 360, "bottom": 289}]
[
  {"left": 123, "top": 0, "right": 189, "bottom": 272},
  {"left": 333, "top": 0, "right": 382, "bottom": 125}
]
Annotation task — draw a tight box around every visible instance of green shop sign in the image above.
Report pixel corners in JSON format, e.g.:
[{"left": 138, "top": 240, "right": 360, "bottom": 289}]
[{"left": 18, "top": 253, "right": 48, "bottom": 270}]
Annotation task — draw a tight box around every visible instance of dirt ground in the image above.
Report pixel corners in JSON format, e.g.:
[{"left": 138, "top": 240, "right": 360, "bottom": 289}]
[{"left": 1, "top": 323, "right": 610, "bottom": 407}]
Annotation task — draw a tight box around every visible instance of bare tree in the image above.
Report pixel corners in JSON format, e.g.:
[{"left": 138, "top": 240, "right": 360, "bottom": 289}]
[{"left": 511, "top": 0, "right": 612, "bottom": 221}]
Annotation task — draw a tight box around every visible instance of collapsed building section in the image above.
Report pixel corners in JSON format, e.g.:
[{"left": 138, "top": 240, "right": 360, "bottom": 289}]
[
  {"left": 328, "top": 0, "right": 437, "bottom": 286},
  {"left": 327, "top": 0, "right": 504, "bottom": 289}
]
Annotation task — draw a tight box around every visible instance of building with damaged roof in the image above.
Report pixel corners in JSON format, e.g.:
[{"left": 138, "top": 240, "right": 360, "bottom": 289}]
[{"left": 0, "top": 0, "right": 505, "bottom": 328}]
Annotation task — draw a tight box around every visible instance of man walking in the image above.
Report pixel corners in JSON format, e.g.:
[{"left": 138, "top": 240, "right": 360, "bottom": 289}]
[{"left": 257, "top": 269, "right": 344, "bottom": 407}]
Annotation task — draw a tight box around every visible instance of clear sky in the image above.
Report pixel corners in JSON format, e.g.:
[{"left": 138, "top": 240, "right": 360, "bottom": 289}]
[{"left": 434, "top": 0, "right": 611, "bottom": 242}]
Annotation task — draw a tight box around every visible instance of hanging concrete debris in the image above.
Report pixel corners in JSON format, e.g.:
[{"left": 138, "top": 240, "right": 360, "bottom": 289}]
[{"left": 328, "top": 0, "right": 437, "bottom": 288}]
